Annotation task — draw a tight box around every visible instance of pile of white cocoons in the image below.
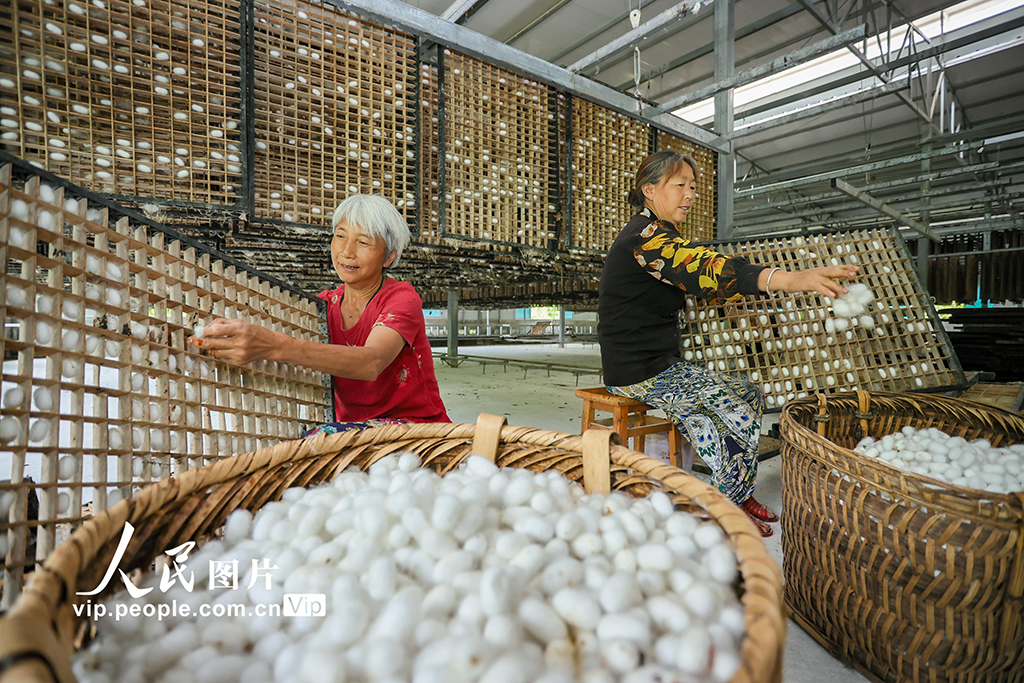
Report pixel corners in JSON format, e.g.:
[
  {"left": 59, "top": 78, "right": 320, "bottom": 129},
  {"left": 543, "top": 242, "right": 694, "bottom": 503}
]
[
  {"left": 73, "top": 453, "right": 745, "bottom": 683},
  {"left": 855, "top": 427, "right": 1024, "bottom": 494},
  {"left": 826, "top": 283, "right": 876, "bottom": 333}
]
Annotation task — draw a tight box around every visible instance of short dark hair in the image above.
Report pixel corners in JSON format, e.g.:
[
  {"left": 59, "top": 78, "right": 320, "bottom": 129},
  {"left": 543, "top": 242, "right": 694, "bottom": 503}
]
[{"left": 627, "top": 151, "right": 700, "bottom": 209}]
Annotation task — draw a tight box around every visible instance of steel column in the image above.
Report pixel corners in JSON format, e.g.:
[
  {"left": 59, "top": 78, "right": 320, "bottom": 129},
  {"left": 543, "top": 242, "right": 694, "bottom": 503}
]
[
  {"left": 714, "top": 0, "right": 735, "bottom": 239},
  {"left": 447, "top": 289, "right": 459, "bottom": 367},
  {"left": 558, "top": 305, "right": 566, "bottom": 348}
]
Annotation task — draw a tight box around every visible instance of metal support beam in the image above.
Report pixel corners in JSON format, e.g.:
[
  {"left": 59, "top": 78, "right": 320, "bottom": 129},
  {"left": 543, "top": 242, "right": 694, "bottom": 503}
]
[
  {"left": 440, "top": 0, "right": 486, "bottom": 22},
  {"left": 735, "top": 142, "right": 971, "bottom": 197},
  {"left": 659, "top": 24, "right": 866, "bottom": 112},
  {"left": 447, "top": 289, "right": 460, "bottom": 367},
  {"left": 616, "top": 3, "right": 802, "bottom": 92},
  {"left": 733, "top": 9, "right": 1024, "bottom": 123},
  {"left": 323, "top": 0, "right": 728, "bottom": 152},
  {"left": 832, "top": 178, "right": 940, "bottom": 242},
  {"left": 419, "top": 0, "right": 491, "bottom": 57},
  {"left": 504, "top": 0, "right": 573, "bottom": 45},
  {"left": 569, "top": 1, "right": 709, "bottom": 74},
  {"left": 796, "top": 0, "right": 930, "bottom": 121},
  {"left": 732, "top": 179, "right": 1017, "bottom": 230},
  {"left": 728, "top": 78, "right": 909, "bottom": 139},
  {"left": 714, "top": 0, "right": 735, "bottom": 239},
  {"left": 734, "top": 160, "right": 1002, "bottom": 217}
]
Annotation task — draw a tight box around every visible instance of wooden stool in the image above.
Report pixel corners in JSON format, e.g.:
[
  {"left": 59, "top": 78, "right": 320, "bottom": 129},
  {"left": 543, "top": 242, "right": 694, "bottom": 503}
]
[{"left": 575, "top": 387, "right": 690, "bottom": 471}]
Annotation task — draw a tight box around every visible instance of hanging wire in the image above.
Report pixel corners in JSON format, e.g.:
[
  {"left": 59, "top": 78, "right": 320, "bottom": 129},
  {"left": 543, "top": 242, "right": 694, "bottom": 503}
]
[
  {"left": 633, "top": 47, "right": 643, "bottom": 101},
  {"left": 630, "top": 0, "right": 643, "bottom": 106}
]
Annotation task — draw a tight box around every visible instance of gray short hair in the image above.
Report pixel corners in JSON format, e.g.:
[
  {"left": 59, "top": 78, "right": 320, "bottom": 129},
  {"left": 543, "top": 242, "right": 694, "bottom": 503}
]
[{"left": 331, "top": 194, "right": 411, "bottom": 267}]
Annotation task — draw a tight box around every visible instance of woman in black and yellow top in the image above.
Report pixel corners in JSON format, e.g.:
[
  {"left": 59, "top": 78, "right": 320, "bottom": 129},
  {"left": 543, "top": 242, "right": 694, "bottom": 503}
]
[{"left": 598, "top": 151, "right": 858, "bottom": 536}]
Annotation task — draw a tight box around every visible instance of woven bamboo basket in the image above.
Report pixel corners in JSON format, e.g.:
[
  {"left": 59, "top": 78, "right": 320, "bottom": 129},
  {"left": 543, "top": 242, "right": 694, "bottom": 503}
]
[
  {"left": 780, "top": 391, "right": 1024, "bottom": 683},
  {"left": 0, "top": 415, "right": 785, "bottom": 683}
]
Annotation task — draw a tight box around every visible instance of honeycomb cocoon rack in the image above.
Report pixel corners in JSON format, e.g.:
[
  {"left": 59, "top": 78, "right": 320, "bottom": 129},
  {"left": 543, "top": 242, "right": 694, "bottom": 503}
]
[
  {"left": 676, "top": 228, "right": 961, "bottom": 409},
  {"left": 3, "top": 0, "right": 243, "bottom": 204},
  {"left": 0, "top": 163, "right": 331, "bottom": 605}
]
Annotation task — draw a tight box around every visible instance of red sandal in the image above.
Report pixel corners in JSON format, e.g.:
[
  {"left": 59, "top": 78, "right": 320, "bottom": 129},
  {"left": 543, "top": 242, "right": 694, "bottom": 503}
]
[
  {"left": 744, "top": 510, "right": 774, "bottom": 537},
  {"left": 741, "top": 496, "right": 779, "bottom": 523}
]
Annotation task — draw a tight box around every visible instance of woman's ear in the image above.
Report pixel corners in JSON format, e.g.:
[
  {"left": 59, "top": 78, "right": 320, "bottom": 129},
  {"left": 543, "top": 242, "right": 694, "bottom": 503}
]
[
  {"left": 642, "top": 183, "right": 656, "bottom": 201},
  {"left": 383, "top": 249, "right": 398, "bottom": 268}
]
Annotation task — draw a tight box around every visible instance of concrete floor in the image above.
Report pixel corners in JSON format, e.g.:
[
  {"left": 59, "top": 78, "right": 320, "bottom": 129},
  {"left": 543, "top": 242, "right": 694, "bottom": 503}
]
[{"left": 434, "top": 342, "right": 869, "bottom": 683}]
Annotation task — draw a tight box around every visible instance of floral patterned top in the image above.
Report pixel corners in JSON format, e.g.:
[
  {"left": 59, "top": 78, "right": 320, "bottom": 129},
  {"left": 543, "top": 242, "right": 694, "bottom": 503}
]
[
  {"left": 598, "top": 209, "right": 765, "bottom": 386},
  {"left": 633, "top": 207, "right": 752, "bottom": 302}
]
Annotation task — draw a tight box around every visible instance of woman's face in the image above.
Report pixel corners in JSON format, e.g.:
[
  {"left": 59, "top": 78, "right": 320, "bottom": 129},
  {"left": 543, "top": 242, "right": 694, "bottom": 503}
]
[
  {"left": 643, "top": 163, "right": 697, "bottom": 225},
  {"left": 331, "top": 220, "right": 395, "bottom": 287}
]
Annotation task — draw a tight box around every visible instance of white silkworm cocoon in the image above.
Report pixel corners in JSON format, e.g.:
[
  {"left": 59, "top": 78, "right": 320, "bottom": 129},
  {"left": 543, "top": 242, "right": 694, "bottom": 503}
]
[
  {"left": 28, "top": 418, "right": 51, "bottom": 443},
  {"left": 552, "top": 588, "right": 601, "bottom": 630},
  {"left": 603, "top": 639, "right": 642, "bottom": 674},
  {"left": 33, "top": 386, "right": 54, "bottom": 411},
  {"left": 675, "top": 626, "right": 712, "bottom": 675},
  {"left": 703, "top": 544, "right": 738, "bottom": 584},
  {"left": 57, "top": 491, "right": 71, "bottom": 514},
  {"left": 108, "top": 427, "right": 123, "bottom": 450},
  {"left": 647, "top": 595, "right": 691, "bottom": 633},
  {"left": 541, "top": 557, "right": 584, "bottom": 595},
  {"left": 600, "top": 572, "right": 644, "bottom": 613},
  {"left": 0, "top": 416, "right": 20, "bottom": 443},
  {"left": 74, "top": 451, "right": 746, "bottom": 683},
  {"left": 63, "top": 298, "right": 83, "bottom": 320},
  {"left": 637, "top": 544, "right": 673, "bottom": 572},
  {"left": 36, "top": 293, "right": 54, "bottom": 315},
  {"left": 3, "top": 386, "right": 25, "bottom": 409},
  {"left": 572, "top": 533, "right": 603, "bottom": 557},
  {"left": 6, "top": 283, "right": 27, "bottom": 308},
  {"left": 597, "top": 612, "right": 652, "bottom": 647},
  {"left": 518, "top": 598, "right": 568, "bottom": 643},
  {"left": 58, "top": 455, "right": 77, "bottom": 480},
  {"left": 35, "top": 320, "right": 53, "bottom": 345},
  {"left": 62, "top": 329, "right": 81, "bottom": 351}
]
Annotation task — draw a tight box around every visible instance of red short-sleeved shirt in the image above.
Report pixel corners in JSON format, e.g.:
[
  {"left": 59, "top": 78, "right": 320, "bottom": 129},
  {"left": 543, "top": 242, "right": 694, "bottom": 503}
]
[{"left": 318, "top": 279, "right": 450, "bottom": 423}]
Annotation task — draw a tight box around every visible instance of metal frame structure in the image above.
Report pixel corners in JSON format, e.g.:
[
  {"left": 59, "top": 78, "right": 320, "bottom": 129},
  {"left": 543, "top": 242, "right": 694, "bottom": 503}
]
[{"left": 322, "top": 0, "right": 730, "bottom": 153}]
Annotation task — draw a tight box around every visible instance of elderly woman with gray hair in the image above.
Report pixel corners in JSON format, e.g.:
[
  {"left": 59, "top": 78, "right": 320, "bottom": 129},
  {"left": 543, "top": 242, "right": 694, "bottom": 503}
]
[{"left": 189, "top": 194, "right": 450, "bottom": 434}]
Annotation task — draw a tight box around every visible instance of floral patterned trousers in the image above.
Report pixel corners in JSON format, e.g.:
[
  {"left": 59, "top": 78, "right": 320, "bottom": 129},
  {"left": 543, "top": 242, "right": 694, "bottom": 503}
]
[
  {"left": 302, "top": 417, "right": 409, "bottom": 438},
  {"left": 607, "top": 361, "right": 764, "bottom": 504}
]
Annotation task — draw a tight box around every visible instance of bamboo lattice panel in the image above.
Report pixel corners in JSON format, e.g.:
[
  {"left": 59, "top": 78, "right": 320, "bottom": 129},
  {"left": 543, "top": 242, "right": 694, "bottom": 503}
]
[
  {"left": 959, "top": 383, "right": 1024, "bottom": 413},
  {"left": 656, "top": 131, "right": 716, "bottom": 243},
  {"left": 419, "top": 61, "right": 440, "bottom": 242},
  {"left": 571, "top": 98, "right": 650, "bottom": 251},
  {"left": 252, "top": 0, "right": 418, "bottom": 226},
  {"left": 0, "top": 164, "right": 329, "bottom": 606},
  {"left": 0, "top": 0, "right": 242, "bottom": 204},
  {"left": 441, "top": 50, "right": 554, "bottom": 247},
  {"left": 678, "top": 228, "right": 966, "bottom": 411}
]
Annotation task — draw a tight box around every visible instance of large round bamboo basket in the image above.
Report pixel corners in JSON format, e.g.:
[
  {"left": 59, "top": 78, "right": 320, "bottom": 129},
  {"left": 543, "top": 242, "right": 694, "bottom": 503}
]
[
  {"left": 780, "top": 391, "right": 1024, "bottom": 683},
  {"left": 0, "top": 416, "right": 785, "bottom": 683}
]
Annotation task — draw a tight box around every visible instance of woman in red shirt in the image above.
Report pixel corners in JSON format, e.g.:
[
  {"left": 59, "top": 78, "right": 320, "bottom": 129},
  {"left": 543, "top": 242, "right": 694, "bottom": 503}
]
[{"left": 188, "top": 194, "right": 450, "bottom": 434}]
